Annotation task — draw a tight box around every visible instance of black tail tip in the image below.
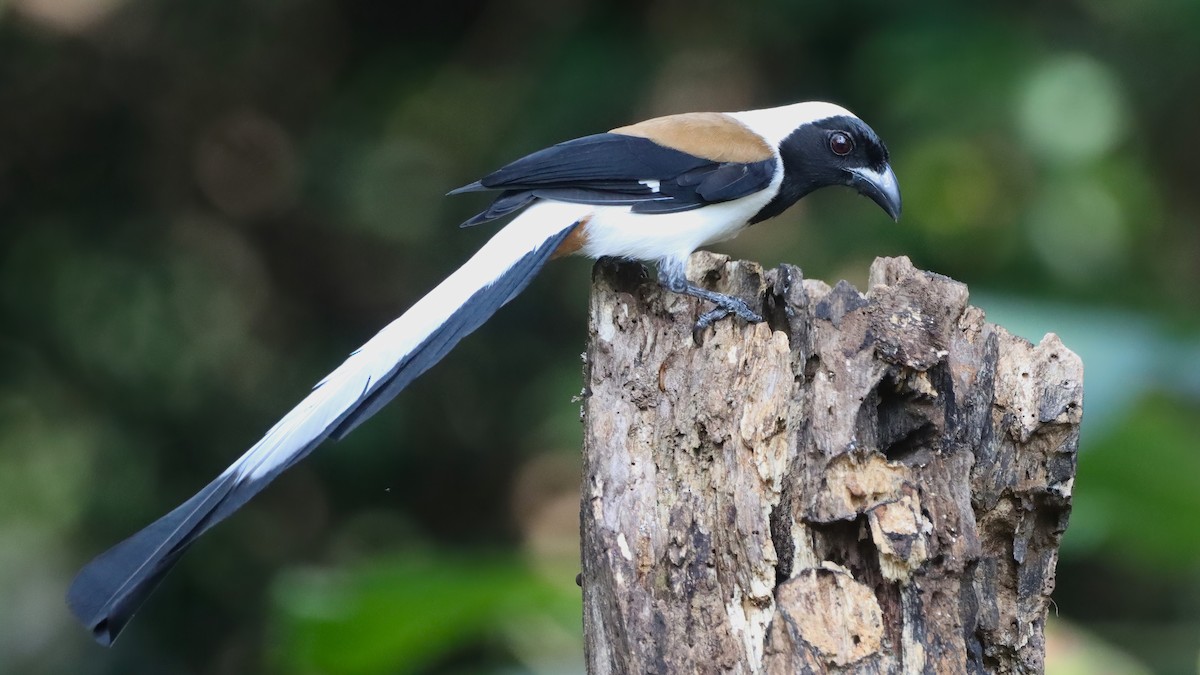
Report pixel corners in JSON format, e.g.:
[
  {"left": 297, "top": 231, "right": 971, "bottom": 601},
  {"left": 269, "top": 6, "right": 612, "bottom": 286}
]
[
  {"left": 90, "top": 618, "right": 119, "bottom": 647},
  {"left": 67, "top": 567, "right": 144, "bottom": 646},
  {"left": 66, "top": 594, "right": 124, "bottom": 647}
]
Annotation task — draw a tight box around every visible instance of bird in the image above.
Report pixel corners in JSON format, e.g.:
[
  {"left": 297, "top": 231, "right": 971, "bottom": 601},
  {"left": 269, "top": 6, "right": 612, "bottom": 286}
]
[{"left": 66, "top": 100, "right": 902, "bottom": 645}]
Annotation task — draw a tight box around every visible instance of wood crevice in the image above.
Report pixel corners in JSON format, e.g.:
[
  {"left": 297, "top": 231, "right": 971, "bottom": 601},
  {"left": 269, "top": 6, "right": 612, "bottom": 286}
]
[{"left": 581, "top": 252, "right": 1081, "bottom": 674}]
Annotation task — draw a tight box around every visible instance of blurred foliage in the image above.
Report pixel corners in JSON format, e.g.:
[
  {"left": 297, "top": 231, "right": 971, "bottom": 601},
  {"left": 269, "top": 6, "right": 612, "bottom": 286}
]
[
  {"left": 270, "top": 553, "right": 581, "bottom": 675},
  {"left": 1, "top": 0, "right": 1199, "bottom": 673},
  {"left": 1071, "top": 396, "right": 1200, "bottom": 567}
]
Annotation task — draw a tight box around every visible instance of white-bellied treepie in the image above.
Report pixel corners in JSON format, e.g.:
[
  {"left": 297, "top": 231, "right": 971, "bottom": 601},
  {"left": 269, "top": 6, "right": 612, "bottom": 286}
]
[{"left": 67, "top": 101, "right": 901, "bottom": 644}]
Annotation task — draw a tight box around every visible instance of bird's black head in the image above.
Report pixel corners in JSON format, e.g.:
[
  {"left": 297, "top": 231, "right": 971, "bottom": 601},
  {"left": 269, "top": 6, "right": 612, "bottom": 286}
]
[{"left": 750, "top": 114, "right": 901, "bottom": 224}]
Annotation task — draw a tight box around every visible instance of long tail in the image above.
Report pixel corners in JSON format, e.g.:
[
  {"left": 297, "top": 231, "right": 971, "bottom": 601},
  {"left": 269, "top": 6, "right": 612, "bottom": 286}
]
[{"left": 66, "top": 201, "right": 587, "bottom": 645}]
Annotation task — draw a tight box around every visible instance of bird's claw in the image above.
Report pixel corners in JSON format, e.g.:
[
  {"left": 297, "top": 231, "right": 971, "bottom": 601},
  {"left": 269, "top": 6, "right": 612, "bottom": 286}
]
[{"left": 692, "top": 296, "right": 763, "bottom": 333}]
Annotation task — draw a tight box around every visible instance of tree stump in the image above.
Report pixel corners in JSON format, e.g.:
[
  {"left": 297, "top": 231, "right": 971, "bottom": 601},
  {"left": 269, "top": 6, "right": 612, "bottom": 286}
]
[{"left": 579, "top": 252, "right": 1081, "bottom": 674}]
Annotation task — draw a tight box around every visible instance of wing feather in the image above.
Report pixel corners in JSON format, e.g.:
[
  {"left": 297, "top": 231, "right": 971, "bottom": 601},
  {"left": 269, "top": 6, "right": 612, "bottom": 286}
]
[{"left": 452, "top": 133, "right": 776, "bottom": 227}]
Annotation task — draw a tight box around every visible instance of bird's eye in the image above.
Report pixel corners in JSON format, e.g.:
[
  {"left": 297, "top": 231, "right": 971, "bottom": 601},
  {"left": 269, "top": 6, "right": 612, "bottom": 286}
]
[{"left": 829, "top": 131, "right": 854, "bottom": 156}]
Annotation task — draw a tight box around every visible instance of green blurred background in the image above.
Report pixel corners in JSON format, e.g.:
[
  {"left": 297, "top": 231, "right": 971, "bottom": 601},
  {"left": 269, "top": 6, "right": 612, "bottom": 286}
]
[{"left": 1, "top": 0, "right": 1198, "bottom": 673}]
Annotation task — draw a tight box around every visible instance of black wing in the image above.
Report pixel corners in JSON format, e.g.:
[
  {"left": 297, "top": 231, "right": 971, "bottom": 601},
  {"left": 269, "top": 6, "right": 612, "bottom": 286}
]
[{"left": 450, "top": 133, "right": 776, "bottom": 227}]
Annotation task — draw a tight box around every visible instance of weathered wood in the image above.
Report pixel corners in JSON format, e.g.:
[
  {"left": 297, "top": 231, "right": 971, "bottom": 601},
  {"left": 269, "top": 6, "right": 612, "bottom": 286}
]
[{"left": 579, "top": 252, "right": 1081, "bottom": 674}]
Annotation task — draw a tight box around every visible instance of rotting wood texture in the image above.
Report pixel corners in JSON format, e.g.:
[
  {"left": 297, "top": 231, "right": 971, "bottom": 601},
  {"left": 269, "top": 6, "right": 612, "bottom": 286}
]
[{"left": 579, "top": 252, "right": 1081, "bottom": 674}]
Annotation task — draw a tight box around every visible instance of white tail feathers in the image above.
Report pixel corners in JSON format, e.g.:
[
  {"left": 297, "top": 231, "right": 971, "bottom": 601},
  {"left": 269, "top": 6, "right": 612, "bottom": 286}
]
[{"left": 67, "top": 199, "right": 588, "bottom": 645}]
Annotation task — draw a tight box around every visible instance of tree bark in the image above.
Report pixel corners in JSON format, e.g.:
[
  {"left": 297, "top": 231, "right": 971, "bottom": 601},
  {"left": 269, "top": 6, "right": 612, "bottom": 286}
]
[{"left": 579, "top": 252, "right": 1081, "bottom": 674}]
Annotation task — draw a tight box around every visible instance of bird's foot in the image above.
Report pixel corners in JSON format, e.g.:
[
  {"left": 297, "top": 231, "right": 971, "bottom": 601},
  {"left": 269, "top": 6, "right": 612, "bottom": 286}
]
[
  {"left": 657, "top": 260, "right": 763, "bottom": 334},
  {"left": 693, "top": 294, "right": 763, "bottom": 330}
]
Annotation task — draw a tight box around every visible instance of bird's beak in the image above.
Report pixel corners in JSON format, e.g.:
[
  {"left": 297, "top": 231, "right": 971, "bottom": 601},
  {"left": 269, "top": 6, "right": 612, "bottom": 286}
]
[{"left": 848, "top": 164, "right": 902, "bottom": 222}]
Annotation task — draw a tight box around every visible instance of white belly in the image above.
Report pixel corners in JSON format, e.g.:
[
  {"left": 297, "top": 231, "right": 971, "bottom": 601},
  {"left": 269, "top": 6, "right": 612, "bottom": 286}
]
[{"left": 578, "top": 187, "right": 777, "bottom": 264}]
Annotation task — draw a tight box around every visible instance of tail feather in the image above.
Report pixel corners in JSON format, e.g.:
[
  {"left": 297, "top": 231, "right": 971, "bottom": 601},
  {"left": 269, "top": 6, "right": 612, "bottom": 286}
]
[
  {"left": 66, "top": 201, "right": 586, "bottom": 645},
  {"left": 67, "top": 473, "right": 238, "bottom": 645},
  {"left": 331, "top": 227, "right": 557, "bottom": 438}
]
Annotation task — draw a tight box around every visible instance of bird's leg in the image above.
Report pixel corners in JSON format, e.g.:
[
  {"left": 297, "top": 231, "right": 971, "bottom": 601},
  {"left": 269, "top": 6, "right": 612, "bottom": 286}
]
[{"left": 657, "top": 259, "right": 763, "bottom": 331}]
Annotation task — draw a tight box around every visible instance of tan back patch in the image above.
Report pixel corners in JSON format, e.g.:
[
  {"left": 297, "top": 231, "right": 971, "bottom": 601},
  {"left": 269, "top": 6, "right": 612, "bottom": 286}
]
[{"left": 611, "top": 112, "right": 774, "bottom": 164}]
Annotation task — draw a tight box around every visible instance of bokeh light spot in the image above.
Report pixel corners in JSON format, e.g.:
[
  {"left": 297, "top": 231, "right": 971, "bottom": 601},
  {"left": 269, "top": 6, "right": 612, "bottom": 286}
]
[
  {"left": 346, "top": 139, "right": 448, "bottom": 242},
  {"left": 1026, "top": 177, "right": 1128, "bottom": 283},
  {"left": 1017, "top": 54, "right": 1127, "bottom": 163},
  {"left": 0, "top": 393, "right": 97, "bottom": 527},
  {"left": 901, "top": 137, "right": 1005, "bottom": 235},
  {"left": 195, "top": 110, "right": 299, "bottom": 220},
  {"left": 11, "top": 0, "right": 126, "bottom": 34}
]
